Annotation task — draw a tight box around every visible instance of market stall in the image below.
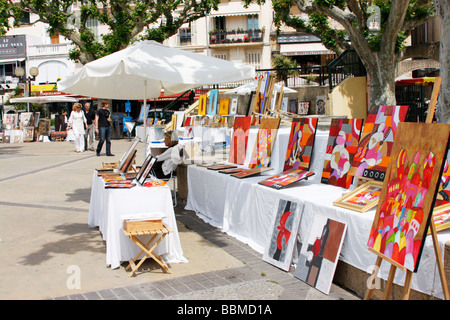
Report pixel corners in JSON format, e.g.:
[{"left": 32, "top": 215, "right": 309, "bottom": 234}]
[
  {"left": 185, "top": 119, "right": 450, "bottom": 299},
  {"left": 88, "top": 171, "right": 187, "bottom": 269}
]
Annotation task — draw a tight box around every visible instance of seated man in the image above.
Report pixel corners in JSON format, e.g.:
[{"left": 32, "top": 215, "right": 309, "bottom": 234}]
[{"left": 152, "top": 130, "right": 184, "bottom": 179}]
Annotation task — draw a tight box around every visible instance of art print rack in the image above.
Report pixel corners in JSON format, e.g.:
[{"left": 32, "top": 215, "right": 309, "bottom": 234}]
[{"left": 364, "top": 123, "right": 450, "bottom": 300}]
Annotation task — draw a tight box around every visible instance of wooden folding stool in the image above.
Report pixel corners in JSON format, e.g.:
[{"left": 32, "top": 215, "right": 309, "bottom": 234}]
[{"left": 123, "top": 219, "right": 173, "bottom": 277}]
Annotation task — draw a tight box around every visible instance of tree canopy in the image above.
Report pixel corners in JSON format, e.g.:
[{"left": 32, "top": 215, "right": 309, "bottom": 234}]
[
  {"left": 247, "top": 0, "right": 438, "bottom": 113},
  {"left": 0, "top": 0, "right": 220, "bottom": 64}
]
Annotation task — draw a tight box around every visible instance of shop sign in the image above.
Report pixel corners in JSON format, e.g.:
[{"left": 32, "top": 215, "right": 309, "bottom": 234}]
[{"left": 0, "top": 35, "right": 26, "bottom": 60}]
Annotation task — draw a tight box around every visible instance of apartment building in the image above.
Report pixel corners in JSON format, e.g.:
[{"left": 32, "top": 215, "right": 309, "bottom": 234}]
[{"left": 164, "top": 0, "right": 274, "bottom": 70}]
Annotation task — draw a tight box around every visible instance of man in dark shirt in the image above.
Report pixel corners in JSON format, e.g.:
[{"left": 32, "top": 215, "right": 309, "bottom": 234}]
[
  {"left": 83, "top": 102, "right": 96, "bottom": 151},
  {"left": 95, "top": 101, "right": 114, "bottom": 156}
]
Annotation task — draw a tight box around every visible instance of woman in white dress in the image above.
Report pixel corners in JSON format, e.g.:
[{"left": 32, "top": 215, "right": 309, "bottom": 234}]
[{"left": 68, "top": 103, "right": 87, "bottom": 152}]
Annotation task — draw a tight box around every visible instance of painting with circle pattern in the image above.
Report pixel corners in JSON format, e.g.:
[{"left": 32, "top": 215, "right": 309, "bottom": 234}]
[
  {"left": 367, "top": 122, "right": 450, "bottom": 272},
  {"left": 321, "top": 118, "right": 363, "bottom": 189},
  {"left": 349, "top": 105, "right": 409, "bottom": 181}
]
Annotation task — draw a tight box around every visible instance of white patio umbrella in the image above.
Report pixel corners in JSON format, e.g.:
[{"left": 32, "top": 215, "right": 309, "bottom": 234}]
[
  {"left": 9, "top": 95, "right": 79, "bottom": 103},
  {"left": 57, "top": 40, "right": 255, "bottom": 152},
  {"left": 223, "top": 79, "right": 297, "bottom": 95}
]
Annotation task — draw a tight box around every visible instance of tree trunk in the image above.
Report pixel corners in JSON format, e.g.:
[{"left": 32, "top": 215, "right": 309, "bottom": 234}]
[
  {"left": 361, "top": 51, "right": 398, "bottom": 114},
  {"left": 434, "top": 0, "right": 450, "bottom": 123}
]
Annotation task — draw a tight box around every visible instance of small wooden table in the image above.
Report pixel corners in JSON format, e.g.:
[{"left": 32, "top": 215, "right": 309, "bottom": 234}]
[{"left": 123, "top": 219, "right": 173, "bottom": 277}]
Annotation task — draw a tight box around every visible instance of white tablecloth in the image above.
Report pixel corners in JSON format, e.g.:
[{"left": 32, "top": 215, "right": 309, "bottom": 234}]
[
  {"left": 185, "top": 129, "right": 450, "bottom": 299},
  {"left": 88, "top": 172, "right": 187, "bottom": 269}
]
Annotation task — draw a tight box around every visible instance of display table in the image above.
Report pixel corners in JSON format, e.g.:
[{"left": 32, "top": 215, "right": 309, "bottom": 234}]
[
  {"left": 88, "top": 172, "right": 187, "bottom": 269},
  {"left": 185, "top": 129, "right": 450, "bottom": 299}
]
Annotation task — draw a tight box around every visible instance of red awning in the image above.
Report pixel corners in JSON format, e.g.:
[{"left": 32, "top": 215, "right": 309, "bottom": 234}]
[{"left": 395, "top": 77, "right": 436, "bottom": 86}]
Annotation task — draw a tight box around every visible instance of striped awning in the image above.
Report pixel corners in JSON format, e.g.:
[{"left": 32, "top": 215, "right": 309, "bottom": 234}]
[{"left": 209, "top": 2, "right": 261, "bottom": 16}]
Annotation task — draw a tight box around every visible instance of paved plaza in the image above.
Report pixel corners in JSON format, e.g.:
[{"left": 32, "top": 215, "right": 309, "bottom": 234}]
[{"left": 0, "top": 138, "right": 359, "bottom": 302}]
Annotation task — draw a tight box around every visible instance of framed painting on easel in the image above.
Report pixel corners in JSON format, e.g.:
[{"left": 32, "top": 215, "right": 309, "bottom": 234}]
[
  {"left": 365, "top": 122, "right": 450, "bottom": 300},
  {"left": 367, "top": 122, "right": 450, "bottom": 273}
]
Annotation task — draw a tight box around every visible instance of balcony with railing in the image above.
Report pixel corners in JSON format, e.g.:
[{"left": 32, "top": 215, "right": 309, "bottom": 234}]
[
  {"left": 27, "top": 43, "right": 72, "bottom": 57},
  {"left": 209, "top": 29, "right": 264, "bottom": 45}
]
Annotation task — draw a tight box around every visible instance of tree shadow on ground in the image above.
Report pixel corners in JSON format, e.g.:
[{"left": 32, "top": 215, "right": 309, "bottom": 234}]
[
  {"left": 65, "top": 188, "right": 91, "bottom": 203},
  {"left": 19, "top": 222, "right": 104, "bottom": 266}
]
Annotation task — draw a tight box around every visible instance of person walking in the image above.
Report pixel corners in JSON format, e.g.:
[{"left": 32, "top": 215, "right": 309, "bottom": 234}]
[
  {"left": 67, "top": 103, "right": 87, "bottom": 153},
  {"left": 83, "top": 102, "right": 96, "bottom": 151},
  {"left": 95, "top": 101, "right": 114, "bottom": 156}
]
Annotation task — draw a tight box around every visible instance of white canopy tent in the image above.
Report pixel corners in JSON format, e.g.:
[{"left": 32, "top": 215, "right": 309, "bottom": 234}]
[
  {"left": 57, "top": 40, "right": 255, "bottom": 152},
  {"left": 223, "top": 79, "right": 297, "bottom": 95}
]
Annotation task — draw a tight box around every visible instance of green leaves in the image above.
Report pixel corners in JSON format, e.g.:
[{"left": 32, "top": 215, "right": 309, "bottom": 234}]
[{"left": 4, "top": 0, "right": 221, "bottom": 64}]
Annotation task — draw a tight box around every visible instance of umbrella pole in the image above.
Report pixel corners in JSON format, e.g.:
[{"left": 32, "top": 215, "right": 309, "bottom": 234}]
[{"left": 143, "top": 80, "right": 147, "bottom": 156}]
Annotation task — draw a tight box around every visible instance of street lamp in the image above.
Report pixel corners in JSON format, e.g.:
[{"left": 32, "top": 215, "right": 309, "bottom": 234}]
[{"left": 14, "top": 66, "right": 39, "bottom": 112}]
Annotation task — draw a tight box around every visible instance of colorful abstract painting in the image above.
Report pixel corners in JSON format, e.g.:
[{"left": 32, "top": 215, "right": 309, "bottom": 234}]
[
  {"left": 349, "top": 105, "right": 409, "bottom": 181},
  {"left": 435, "top": 148, "right": 450, "bottom": 207},
  {"left": 228, "top": 116, "right": 252, "bottom": 165},
  {"left": 284, "top": 117, "right": 318, "bottom": 171},
  {"left": 432, "top": 203, "right": 450, "bottom": 233},
  {"left": 230, "top": 97, "right": 238, "bottom": 115},
  {"left": 294, "top": 216, "right": 347, "bottom": 294},
  {"left": 248, "top": 117, "right": 281, "bottom": 168},
  {"left": 263, "top": 199, "right": 303, "bottom": 271},
  {"left": 258, "top": 168, "right": 315, "bottom": 190},
  {"left": 367, "top": 122, "right": 450, "bottom": 272},
  {"left": 208, "top": 89, "right": 219, "bottom": 115},
  {"left": 198, "top": 94, "right": 207, "bottom": 115},
  {"left": 333, "top": 181, "right": 382, "bottom": 212},
  {"left": 321, "top": 118, "right": 364, "bottom": 189},
  {"left": 219, "top": 98, "right": 229, "bottom": 115}
]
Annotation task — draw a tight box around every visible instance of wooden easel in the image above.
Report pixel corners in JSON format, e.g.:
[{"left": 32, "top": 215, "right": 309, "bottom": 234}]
[
  {"left": 365, "top": 221, "right": 450, "bottom": 300},
  {"left": 425, "top": 76, "right": 442, "bottom": 124}
]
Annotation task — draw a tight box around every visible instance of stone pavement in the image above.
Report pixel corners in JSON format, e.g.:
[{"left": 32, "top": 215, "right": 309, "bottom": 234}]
[
  {"left": 0, "top": 137, "right": 359, "bottom": 302},
  {"left": 52, "top": 201, "right": 360, "bottom": 301}
]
